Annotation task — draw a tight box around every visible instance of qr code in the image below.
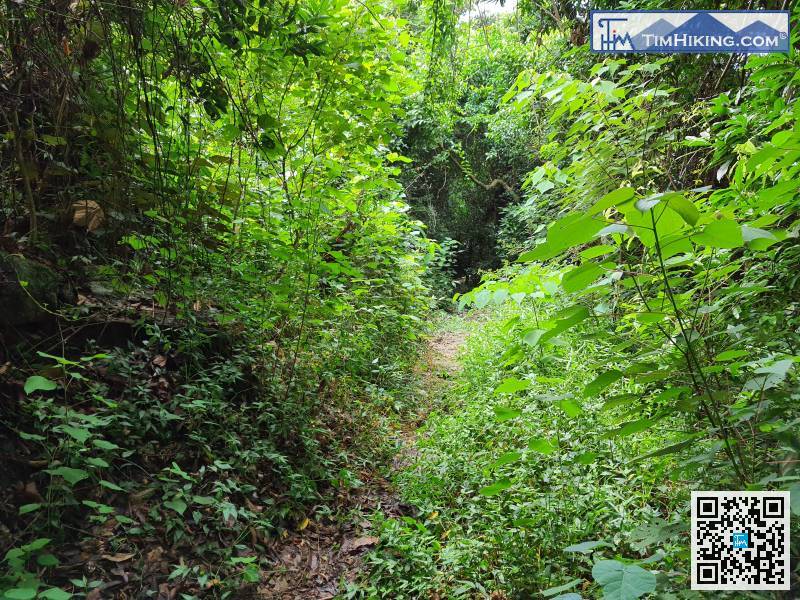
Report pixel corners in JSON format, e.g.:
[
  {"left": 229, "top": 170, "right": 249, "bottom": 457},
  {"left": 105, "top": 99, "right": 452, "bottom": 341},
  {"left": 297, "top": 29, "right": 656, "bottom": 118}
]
[{"left": 691, "top": 491, "right": 790, "bottom": 590}]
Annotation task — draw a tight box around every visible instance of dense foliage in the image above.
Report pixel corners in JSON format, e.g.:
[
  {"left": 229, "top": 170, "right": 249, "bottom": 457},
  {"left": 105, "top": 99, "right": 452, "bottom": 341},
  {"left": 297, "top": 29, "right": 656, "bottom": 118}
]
[
  {"left": 1, "top": 0, "right": 799, "bottom": 598},
  {"left": 1, "top": 0, "right": 432, "bottom": 597}
]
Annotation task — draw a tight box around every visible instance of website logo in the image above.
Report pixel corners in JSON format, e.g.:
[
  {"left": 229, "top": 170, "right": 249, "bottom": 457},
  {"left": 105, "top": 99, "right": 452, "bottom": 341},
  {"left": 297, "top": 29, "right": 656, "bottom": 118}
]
[
  {"left": 590, "top": 11, "right": 790, "bottom": 54},
  {"left": 731, "top": 532, "right": 749, "bottom": 549}
]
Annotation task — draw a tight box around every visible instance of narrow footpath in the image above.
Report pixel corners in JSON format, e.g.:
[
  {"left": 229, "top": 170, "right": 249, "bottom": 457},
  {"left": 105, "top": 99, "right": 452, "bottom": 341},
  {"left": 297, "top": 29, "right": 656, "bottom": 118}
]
[{"left": 258, "top": 321, "right": 467, "bottom": 599}]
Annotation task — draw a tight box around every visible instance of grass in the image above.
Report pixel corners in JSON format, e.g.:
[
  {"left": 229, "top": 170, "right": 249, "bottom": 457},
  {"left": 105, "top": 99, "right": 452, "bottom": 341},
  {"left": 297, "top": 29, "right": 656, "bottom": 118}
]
[{"left": 357, "top": 305, "right": 694, "bottom": 598}]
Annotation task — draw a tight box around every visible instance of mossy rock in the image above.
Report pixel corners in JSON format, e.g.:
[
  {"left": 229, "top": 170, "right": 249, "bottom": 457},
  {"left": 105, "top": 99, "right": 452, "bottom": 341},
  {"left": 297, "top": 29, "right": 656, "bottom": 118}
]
[{"left": 0, "top": 251, "right": 60, "bottom": 326}]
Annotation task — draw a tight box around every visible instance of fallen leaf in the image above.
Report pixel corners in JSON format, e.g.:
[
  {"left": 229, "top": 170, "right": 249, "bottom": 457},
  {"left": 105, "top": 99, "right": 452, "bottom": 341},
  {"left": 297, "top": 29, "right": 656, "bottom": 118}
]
[
  {"left": 101, "top": 552, "right": 135, "bottom": 562},
  {"left": 72, "top": 200, "right": 104, "bottom": 231},
  {"left": 16, "top": 481, "right": 45, "bottom": 504},
  {"left": 342, "top": 536, "right": 379, "bottom": 553}
]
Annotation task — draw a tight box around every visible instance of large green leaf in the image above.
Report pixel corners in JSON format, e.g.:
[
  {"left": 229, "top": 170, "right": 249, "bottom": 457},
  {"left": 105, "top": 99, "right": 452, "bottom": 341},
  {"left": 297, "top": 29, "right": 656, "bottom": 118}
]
[
  {"left": 164, "top": 498, "right": 188, "bottom": 515},
  {"left": 588, "top": 187, "right": 635, "bottom": 216},
  {"left": 39, "top": 588, "right": 73, "bottom": 600},
  {"left": 592, "top": 560, "right": 656, "bottom": 600},
  {"left": 665, "top": 194, "right": 699, "bottom": 226},
  {"left": 491, "top": 451, "right": 522, "bottom": 469},
  {"left": 24, "top": 375, "right": 57, "bottom": 395},
  {"left": 541, "top": 578, "right": 583, "bottom": 597},
  {"left": 528, "top": 438, "right": 557, "bottom": 454},
  {"left": 494, "top": 378, "right": 531, "bottom": 395},
  {"left": 692, "top": 218, "right": 743, "bottom": 249},
  {"left": 4, "top": 588, "right": 37, "bottom": 600},
  {"left": 605, "top": 418, "right": 654, "bottom": 438},
  {"left": 518, "top": 241, "right": 560, "bottom": 263},
  {"left": 45, "top": 467, "right": 90, "bottom": 486},
  {"left": 547, "top": 213, "right": 605, "bottom": 252},
  {"left": 625, "top": 204, "right": 683, "bottom": 248},
  {"left": 61, "top": 426, "right": 91, "bottom": 444},
  {"left": 494, "top": 406, "right": 522, "bottom": 422},
  {"left": 479, "top": 478, "right": 512, "bottom": 496},
  {"left": 564, "top": 540, "right": 609, "bottom": 553},
  {"left": 538, "top": 305, "right": 591, "bottom": 345},
  {"left": 562, "top": 263, "right": 605, "bottom": 293},
  {"left": 584, "top": 370, "right": 623, "bottom": 398},
  {"left": 631, "top": 437, "right": 699, "bottom": 463},
  {"left": 557, "top": 398, "right": 582, "bottom": 417}
]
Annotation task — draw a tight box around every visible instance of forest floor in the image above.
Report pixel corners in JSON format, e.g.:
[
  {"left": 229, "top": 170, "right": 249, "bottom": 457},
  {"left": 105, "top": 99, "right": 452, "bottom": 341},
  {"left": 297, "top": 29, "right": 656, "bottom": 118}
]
[{"left": 258, "top": 318, "right": 468, "bottom": 599}]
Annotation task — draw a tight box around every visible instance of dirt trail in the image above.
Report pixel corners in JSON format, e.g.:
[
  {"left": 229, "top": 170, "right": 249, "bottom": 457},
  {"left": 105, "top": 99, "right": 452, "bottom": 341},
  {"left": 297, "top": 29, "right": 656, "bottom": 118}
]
[{"left": 258, "top": 325, "right": 467, "bottom": 599}]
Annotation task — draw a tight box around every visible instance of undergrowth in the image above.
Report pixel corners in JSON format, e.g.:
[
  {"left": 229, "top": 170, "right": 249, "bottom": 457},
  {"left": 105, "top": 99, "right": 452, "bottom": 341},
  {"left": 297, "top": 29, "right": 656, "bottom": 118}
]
[{"left": 359, "top": 307, "right": 700, "bottom": 598}]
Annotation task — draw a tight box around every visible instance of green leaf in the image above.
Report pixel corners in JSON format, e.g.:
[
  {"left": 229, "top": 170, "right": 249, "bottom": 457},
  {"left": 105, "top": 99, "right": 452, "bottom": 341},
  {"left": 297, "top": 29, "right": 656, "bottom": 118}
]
[
  {"left": 540, "top": 305, "right": 590, "bottom": 345},
  {"left": 522, "top": 328, "right": 546, "bottom": 346},
  {"left": 565, "top": 540, "right": 609, "bottom": 553},
  {"left": 548, "top": 213, "right": 605, "bottom": 252},
  {"left": 518, "top": 241, "right": 559, "bottom": 263},
  {"left": 592, "top": 560, "right": 656, "bottom": 600},
  {"left": 606, "top": 418, "right": 654, "bottom": 438},
  {"left": 494, "top": 378, "right": 531, "bottom": 395},
  {"left": 588, "top": 187, "right": 635, "bottom": 215},
  {"left": 584, "top": 370, "right": 623, "bottom": 398},
  {"left": 788, "top": 484, "right": 800, "bottom": 516},
  {"left": 61, "top": 426, "right": 91, "bottom": 444},
  {"left": 19, "top": 503, "right": 41, "bottom": 515},
  {"left": 557, "top": 398, "right": 582, "bottom": 417},
  {"left": 99, "top": 479, "right": 124, "bottom": 492},
  {"left": 633, "top": 312, "right": 666, "bottom": 324},
  {"left": 541, "top": 578, "right": 583, "bottom": 597},
  {"left": 632, "top": 437, "right": 698, "bottom": 463},
  {"left": 692, "top": 218, "right": 743, "bottom": 249},
  {"left": 602, "top": 393, "right": 637, "bottom": 411},
  {"left": 597, "top": 223, "right": 629, "bottom": 236},
  {"left": 164, "top": 498, "right": 188, "bottom": 515},
  {"left": 4, "top": 588, "right": 37, "bottom": 600},
  {"left": 493, "top": 406, "right": 522, "bottom": 422},
  {"left": 478, "top": 478, "right": 512, "bottom": 496},
  {"left": 714, "top": 349, "right": 749, "bottom": 362},
  {"left": 46, "top": 467, "right": 90, "bottom": 486},
  {"left": 82, "top": 500, "right": 115, "bottom": 514},
  {"left": 651, "top": 387, "right": 690, "bottom": 404},
  {"left": 575, "top": 452, "right": 597, "bottom": 465},
  {"left": 39, "top": 589, "right": 72, "bottom": 600},
  {"left": 528, "top": 438, "right": 556, "bottom": 455},
  {"left": 121, "top": 234, "right": 147, "bottom": 250},
  {"left": 37, "top": 554, "right": 59, "bottom": 567},
  {"left": 562, "top": 263, "right": 604, "bottom": 293},
  {"left": 491, "top": 451, "right": 522, "bottom": 469},
  {"left": 24, "top": 538, "right": 51, "bottom": 551},
  {"left": 665, "top": 194, "right": 699, "bottom": 226},
  {"left": 23, "top": 375, "right": 57, "bottom": 395},
  {"left": 93, "top": 439, "right": 121, "bottom": 450}
]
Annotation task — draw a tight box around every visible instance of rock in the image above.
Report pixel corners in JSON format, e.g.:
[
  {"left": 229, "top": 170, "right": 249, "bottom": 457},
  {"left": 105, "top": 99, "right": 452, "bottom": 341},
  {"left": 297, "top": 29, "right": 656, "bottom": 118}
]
[{"left": 0, "top": 251, "right": 60, "bottom": 326}]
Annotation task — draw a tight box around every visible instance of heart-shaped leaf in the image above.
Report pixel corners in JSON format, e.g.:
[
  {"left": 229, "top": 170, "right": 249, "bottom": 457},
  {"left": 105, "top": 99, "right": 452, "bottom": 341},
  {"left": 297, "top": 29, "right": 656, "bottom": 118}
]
[{"left": 592, "top": 560, "right": 656, "bottom": 600}]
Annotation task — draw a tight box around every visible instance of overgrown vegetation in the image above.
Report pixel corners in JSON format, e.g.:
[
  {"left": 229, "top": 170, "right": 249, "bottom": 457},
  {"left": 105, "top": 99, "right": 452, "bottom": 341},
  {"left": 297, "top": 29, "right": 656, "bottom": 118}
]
[{"left": 1, "top": 0, "right": 798, "bottom": 598}]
